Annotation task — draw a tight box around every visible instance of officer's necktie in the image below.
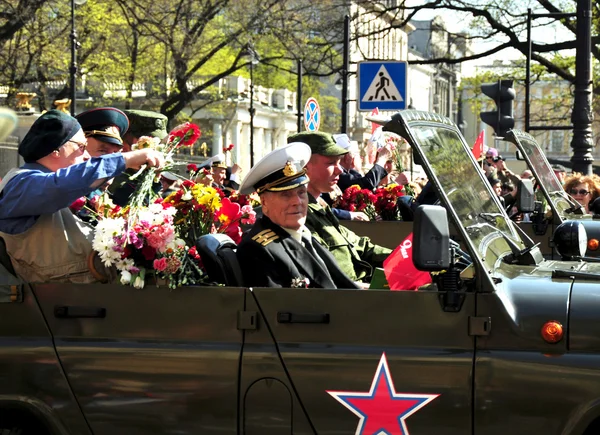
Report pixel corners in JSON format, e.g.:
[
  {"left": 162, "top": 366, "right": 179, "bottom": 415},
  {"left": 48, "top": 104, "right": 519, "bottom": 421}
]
[{"left": 302, "top": 235, "right": 330, "bottom": 276}]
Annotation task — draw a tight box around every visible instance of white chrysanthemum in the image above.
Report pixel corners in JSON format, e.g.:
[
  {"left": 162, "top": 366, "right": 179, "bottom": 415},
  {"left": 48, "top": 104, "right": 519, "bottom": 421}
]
[
  {"left": 92, "top": 217, "right": 125, "bottom": 266},
  {"left": 182, "top": 191, "right": 193, "bottom": 201},
  {"left": 148, "top": 203, "right": 163, "bottom": 214}
]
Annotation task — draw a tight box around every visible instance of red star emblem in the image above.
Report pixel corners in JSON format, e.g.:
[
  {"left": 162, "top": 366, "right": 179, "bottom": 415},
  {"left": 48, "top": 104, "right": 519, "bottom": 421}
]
[{"left": 327, "top": 353, "right": 439, "bottom": 435}]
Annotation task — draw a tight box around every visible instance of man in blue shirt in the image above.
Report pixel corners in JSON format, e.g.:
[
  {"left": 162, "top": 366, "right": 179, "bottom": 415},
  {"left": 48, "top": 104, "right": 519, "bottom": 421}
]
[{"left": 0, "top": 110, "right": 164, "bottom": 283}]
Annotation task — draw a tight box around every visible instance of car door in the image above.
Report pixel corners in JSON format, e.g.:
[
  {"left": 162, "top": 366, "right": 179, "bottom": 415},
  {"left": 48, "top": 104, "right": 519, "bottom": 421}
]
[
  {"left": 242, "top": 286, "right": 475, "bottom": 434},
  {"left": 33, "top": 282, "right": 244, "bottom": 435}
]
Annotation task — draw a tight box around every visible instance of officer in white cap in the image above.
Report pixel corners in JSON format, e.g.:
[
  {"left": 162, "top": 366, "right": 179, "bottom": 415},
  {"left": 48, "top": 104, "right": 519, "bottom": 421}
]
[{"left": 236, "top": 143, "right": 359, "bottom": 289}]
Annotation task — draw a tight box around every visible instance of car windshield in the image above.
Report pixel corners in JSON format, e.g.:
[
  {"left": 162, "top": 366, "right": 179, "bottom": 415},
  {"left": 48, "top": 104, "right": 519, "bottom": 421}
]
[
  {"left": 399, "top": 111, "right": 526, "bottom": 269},
  {"left": 512, "top": 131, "right": 574, "bottom": 216}
]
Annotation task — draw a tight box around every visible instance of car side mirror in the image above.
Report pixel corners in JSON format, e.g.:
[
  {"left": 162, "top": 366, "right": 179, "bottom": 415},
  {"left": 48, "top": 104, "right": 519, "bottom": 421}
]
[
  {"left": 413, "top": 205, "right": 450, "bottom": 271},
  {"left": 517, "top": 179, "right": 535, "bottom": 213}
]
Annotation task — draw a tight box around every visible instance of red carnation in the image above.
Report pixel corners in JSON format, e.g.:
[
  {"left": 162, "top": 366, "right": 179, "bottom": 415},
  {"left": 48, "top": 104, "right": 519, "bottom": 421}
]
[{"left": 167, "top": 122, "right": 201, "bottom": 147}]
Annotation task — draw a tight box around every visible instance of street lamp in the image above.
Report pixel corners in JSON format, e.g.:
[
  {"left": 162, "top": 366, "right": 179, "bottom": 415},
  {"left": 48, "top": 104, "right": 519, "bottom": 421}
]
[
  {"left": 70, "top": 0, "right": 87, "bottom": 116},
  {"left": 242, "top": 45, "right": 260, "bottom": 167}
]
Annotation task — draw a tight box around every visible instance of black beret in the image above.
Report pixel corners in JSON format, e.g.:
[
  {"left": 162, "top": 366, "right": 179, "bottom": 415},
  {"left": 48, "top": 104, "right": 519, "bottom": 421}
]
[
  {"left": 19, "top": 110, "right": 81, "bottom": 163},
  {"left": 76, "top": 107, "right": 129, "bottom": 146}
]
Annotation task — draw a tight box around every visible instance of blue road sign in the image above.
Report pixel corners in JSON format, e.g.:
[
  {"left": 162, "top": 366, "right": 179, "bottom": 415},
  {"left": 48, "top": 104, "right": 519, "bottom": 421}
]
[
  {"left": 304, "top": 97, "right": 320, "bottom": 132},
  {"left": 358, "top": 61, "right": 407, "bottom": 111}
]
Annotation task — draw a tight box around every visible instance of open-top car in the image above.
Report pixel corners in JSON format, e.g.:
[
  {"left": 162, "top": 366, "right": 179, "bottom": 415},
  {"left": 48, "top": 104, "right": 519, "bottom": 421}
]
[{"left": 2, "top": 110, "right": 600, "bottom": 435}]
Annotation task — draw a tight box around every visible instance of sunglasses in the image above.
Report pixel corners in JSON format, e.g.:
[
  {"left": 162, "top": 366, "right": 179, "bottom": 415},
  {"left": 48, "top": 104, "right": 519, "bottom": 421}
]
[{"left": 569, "top": 189, "right": 590, "bottom": 196}]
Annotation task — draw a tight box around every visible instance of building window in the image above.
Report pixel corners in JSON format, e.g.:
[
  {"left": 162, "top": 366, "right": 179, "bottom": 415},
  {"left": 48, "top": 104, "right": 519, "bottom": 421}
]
[{"left": 550, "top": 130, "right": 565, "bottom": 153}]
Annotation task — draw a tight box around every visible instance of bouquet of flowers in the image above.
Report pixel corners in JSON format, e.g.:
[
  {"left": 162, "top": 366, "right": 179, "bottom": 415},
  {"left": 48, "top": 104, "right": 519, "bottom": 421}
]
[
  {"left": 373, "top": 183, "right": 406, "bottom": 221},
  {"left": 128, "top": 122, "right": 202, "bottom": 210},
  {"left": 161, "top": 181, "right": 256, "bottom": 245},
  {"left": 336, "top": 185, "right": 378, "bottom": 220},
  {"left": 92, "top": 202, "right": 203, "bottom": 289}
]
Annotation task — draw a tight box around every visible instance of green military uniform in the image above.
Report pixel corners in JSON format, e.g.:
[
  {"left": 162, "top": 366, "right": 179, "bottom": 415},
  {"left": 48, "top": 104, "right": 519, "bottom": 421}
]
[
  {"left": 306, "top": 194, "right": 391, "bottom": 282},
  {"left": 288, "top": 131, "right": 392, "bottom": 283}
]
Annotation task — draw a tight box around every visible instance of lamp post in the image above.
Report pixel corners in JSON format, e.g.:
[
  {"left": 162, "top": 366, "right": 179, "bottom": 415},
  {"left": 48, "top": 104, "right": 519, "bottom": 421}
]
[
  {"left": 242, "top": 45, "right": 260, "bottom": 167},
  {"left": 70, "top": 0, "right": 87, "bottom": 116}
]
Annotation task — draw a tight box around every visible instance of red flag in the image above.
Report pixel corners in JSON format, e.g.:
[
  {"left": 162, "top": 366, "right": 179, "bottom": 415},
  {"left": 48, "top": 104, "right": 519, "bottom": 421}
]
[
  {"left": 370, "top": 107, "right": 381, "bottom": 134},
  {"left": 471, "top": 130, "right": 485, "bottom": 160},
  {"left": 383, "top": 233, "right": 432, "bottom": 291}
]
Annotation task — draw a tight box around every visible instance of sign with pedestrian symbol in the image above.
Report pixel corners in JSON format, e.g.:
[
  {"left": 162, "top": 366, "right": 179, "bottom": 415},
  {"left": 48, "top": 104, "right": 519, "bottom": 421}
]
[
  {"left": 358, "top": 61, "right": 407, "bottom": 111},
  {"left": 304, "top": 97, "right": 320, "bottom": 132}
]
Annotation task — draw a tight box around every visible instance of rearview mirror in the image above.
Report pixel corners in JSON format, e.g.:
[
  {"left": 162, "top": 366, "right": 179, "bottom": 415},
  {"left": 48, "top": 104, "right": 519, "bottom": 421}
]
[
  {"left": 515, "top": 150, "right": 524, "bottom": 161},
  {"left": 517, "top": 179, "right": 535, "bottom": 213},
  {"left": 413, "top": 205, "right": 450, "bottom": 271}
]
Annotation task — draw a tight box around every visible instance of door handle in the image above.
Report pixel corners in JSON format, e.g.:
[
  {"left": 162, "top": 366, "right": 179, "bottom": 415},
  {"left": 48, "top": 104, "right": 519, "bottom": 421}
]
[
  {"left": 277, "top": 311, "right": 329, "bottom": 324},
  {"left": 54, "top": 305, "right": 106, "bottom": 319}
]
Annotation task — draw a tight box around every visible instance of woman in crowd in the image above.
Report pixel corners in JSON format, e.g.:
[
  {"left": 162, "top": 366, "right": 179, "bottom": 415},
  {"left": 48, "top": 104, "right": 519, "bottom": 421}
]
[{"left": 563, "top": 173, "right": 600, "bottom": 214}]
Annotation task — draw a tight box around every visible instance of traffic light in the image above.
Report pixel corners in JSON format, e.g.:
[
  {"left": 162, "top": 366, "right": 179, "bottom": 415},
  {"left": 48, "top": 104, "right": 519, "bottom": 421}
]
[{"left": 480, "top": 79, "right": 515, "bottom": 137}]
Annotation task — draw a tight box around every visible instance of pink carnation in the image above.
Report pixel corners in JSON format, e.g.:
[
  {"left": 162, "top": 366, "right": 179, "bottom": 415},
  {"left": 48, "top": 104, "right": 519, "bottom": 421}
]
[
  {"left": 241, "top": 205, "right": 256, "bottom": 225},
  {"left": 153, "top": 257, "right": 168, "bottom": 272}
]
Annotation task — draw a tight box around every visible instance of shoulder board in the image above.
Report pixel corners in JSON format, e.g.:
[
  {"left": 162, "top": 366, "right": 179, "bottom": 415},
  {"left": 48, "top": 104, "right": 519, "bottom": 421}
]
[{"left": 252, "top": 229, "right": 280, "bottom": 246}]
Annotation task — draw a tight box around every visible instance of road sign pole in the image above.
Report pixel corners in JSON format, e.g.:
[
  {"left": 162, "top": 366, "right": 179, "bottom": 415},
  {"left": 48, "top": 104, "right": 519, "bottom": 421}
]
[
  {"left": 297, "top": 59, "right": 303, "bottom": 133},
  {"left": 341, "top": 14, "right": 349, "bottom": 134}
]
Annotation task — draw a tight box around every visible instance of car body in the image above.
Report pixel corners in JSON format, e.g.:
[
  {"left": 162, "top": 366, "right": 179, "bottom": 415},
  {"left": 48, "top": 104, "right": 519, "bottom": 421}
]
[{"left": 2, "top": 110, "right": 600, "bottom": 435}]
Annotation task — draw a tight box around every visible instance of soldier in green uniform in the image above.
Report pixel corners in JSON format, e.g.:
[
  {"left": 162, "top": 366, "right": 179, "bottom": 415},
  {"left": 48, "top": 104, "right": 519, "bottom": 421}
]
[
  {"left": 288, "top": 131, "right": 392, "bottom": 285},
  {"left": 122, "top": 110, "right": 168, "bottom": 152},
  {"left": 108, "top": 110, "right": 168, "bottom": 206}
]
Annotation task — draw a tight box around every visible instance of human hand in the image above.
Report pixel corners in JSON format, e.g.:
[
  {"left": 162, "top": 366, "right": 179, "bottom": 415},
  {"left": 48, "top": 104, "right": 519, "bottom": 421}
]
[
  {"left": 123, "top": 149, "right": 165, "bottom": 170},
  {"left": 395, "top": 172, "right": 409, "bottom": 185},
  {"left": 231, "top": 163, "right": 242, "bottom": 174},
  {"left": 376, "top": 145, "right": 392, "bottom": 166},
  {"left": 350, "top": 211, "right": 370, "bottom": 221}
]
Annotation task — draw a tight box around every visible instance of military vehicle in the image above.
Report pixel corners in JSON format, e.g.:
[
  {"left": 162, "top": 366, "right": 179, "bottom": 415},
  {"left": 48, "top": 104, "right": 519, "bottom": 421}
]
[{"left": 2, "top": 110, "right": 600, "bottom": 435}]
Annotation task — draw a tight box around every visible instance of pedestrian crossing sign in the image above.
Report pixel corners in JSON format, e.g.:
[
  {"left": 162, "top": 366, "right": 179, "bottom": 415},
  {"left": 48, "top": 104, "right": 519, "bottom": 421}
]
[{"left": 358, "top": 61, "right": 407, "bottom": 111}]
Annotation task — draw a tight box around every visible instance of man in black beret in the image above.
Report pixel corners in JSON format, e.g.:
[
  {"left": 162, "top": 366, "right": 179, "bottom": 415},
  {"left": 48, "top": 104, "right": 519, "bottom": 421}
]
[
  {"left": 76, "top": 107, "right": 129, "bottom": 157},
  {"left": 0, "top": 110, "right": 165, "bottom": 284}
]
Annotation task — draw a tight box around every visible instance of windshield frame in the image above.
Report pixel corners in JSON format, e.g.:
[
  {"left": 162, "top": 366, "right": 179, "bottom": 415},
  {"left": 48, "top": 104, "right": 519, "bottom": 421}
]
[
  {"left": 505, "top": 130, "right": 579, "bottom": 219},
  {"left": 387, "top": 111, "right": 529, "bottom": 274}
]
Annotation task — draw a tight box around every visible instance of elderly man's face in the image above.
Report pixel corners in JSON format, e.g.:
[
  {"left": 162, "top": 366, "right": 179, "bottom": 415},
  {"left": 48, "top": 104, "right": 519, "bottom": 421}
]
[
  {"left": 261, "top": 185, "right": 308, "bottom": 231},
  {"left": 86, "top": 137, "right": 122, "bottom": 157},
  {"left": 56, "top": 129, "right": 90, "bottom": 167},
  {"left": 212, "top": 167, "right": 226, "bottom": 185}
]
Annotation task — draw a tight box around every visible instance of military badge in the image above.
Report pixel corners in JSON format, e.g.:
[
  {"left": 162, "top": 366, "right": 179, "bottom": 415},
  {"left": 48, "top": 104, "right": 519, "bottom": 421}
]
[
  {"left": 291, "top": 276, "right": 310, "bottom": 288},
  {"left": 283, "top": 160, "right": 297, "bottom": 177}
]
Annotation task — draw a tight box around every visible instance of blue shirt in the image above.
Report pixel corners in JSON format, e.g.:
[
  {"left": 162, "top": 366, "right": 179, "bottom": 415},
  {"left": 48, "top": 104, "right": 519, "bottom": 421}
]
[{"left": 0, "top": 154, "right": 126, "bottom": 235}]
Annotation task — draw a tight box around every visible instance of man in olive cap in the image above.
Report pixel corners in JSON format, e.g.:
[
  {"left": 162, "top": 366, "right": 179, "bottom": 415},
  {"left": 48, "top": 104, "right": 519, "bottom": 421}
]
[
  {"left": 0, "top": 110, "right": 164, "bottom": 284},
  {"left": 76, "top": 107, "right": 129, "bottom": 156},
  {"left": 237, "top": 142, "right": 358, "bottom": 289},
  {"left": 109, "top": 109, "right": 168, "bottom": 205},
  {"left": 122, "top": 109, "right": 168, "bottom": 151},
  {"left": 288, "top": 131, "right": 391, "bottom": 285}
]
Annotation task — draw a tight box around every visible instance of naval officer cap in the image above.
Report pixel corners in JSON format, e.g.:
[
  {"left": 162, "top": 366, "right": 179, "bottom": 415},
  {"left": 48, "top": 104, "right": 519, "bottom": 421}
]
[
  {"left": 123, "top": 109, "right": 168, "bottom": 140},
  {"left": 18, "top": 110, "right": 81, "bottom": 163},
  {"left": 239, "top": 142, "right": 311, "bottom": 195},
  {"left": 76, "top": 107, "right": 129, "bottom": 147},
  {"left": 287, "top": 131, "right": 348, "bottom": 156}
]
